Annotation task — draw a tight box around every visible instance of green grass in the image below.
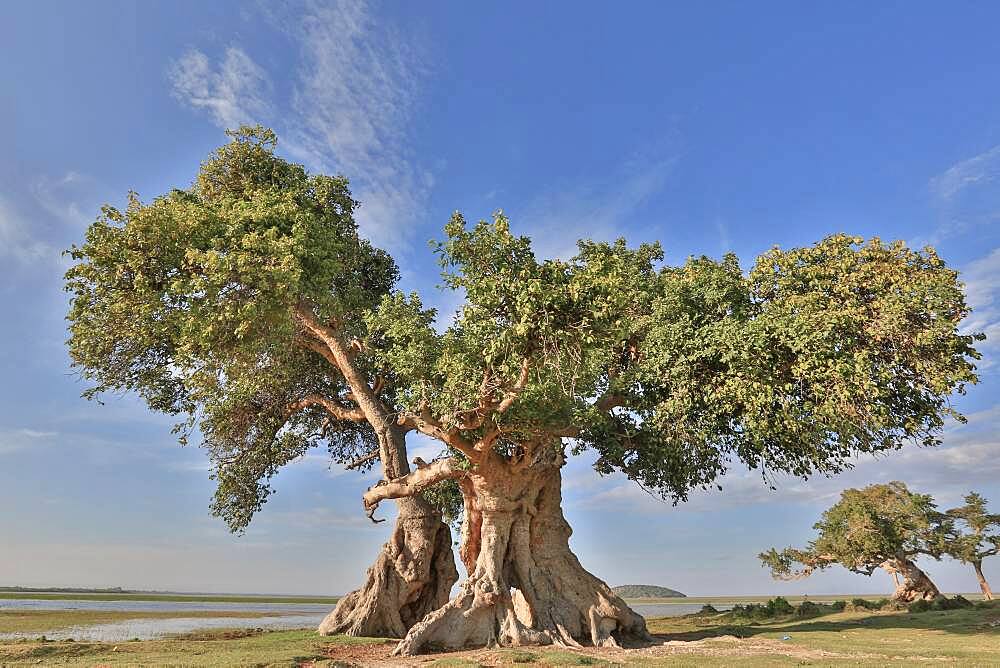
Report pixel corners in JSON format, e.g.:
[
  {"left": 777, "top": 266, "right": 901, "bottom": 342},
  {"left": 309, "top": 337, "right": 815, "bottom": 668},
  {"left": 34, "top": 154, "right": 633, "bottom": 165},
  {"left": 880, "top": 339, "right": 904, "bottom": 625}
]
[
  {"left": 1, "top": 601, "right": 996, "bottom": 666},
  {"left": 0, "top": 629, "right": 387, "bottom": 667},
  {"left": 0, "top": 609, "right": 276, "bottom": 634},
  {"left": 622, "top": 592, "right": 984, "bottom": 605},
  {"left": 0, "top": 591, "right": 339, "bottom": 604}
]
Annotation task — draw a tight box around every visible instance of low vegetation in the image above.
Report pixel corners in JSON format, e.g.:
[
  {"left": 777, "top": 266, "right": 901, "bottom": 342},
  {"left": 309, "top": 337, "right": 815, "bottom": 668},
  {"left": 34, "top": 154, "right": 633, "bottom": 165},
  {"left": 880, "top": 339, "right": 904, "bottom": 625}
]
[{"left": 1, "top": 600, "right": 996, "bottom": 666}]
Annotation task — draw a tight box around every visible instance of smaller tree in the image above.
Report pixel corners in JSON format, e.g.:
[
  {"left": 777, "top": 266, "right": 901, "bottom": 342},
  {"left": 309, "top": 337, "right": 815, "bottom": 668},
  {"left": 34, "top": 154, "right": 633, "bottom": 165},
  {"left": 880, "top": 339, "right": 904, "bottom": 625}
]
[
  {"left": 945, "top": 492, "right": 1000, "bottom": 600},
  {"left": 760, "top": 482, "right": 950, "bottom": 602}
]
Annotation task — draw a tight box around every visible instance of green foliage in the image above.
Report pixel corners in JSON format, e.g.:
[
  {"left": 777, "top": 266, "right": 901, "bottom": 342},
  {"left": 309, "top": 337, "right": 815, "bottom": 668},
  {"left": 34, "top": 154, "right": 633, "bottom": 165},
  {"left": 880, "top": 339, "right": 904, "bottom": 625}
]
[
  {"left": 908, "top": 599, "right": 932, "bottom": 614},
  {"left": 66, "top": 125, "right": 983, "bottom": 534},
  {"left": 417, "top": 216, "right": 981, "bottom": 502},
  {"left": 795, "top": 600, "right": 822, "bottom": 617},
  {"left": 699, "top": 604, "right": 719, "bottom": 615},
  {"left": 65, "top": 126, "right": 394, "bottom": 531},
  {"left": 944, "top": 492, "right": 1000, "bottom": 565},
  {"left": 760, "top": 482, "right": 952, "bottom": 580}
]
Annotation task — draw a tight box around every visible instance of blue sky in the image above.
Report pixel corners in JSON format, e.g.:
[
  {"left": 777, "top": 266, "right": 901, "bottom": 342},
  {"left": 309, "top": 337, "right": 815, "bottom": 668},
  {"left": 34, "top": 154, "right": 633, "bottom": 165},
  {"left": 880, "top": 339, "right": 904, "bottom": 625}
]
[{"left": 2, "top": 0, "right": 1000, "bottom": 597}]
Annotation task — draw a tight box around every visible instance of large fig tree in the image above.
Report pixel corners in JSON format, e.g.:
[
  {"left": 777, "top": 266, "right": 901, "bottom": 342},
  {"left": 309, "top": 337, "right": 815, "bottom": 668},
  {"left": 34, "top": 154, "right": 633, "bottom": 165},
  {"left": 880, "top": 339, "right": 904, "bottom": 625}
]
[
  {"left": 67, "top": 128, "right": 982, "bottom": 655},
  {"left": 945, "top": 492, "right": 1000, "bottom": 600},
  {"left": 760, "top": 483, "right": 953, "bottom": 602}
]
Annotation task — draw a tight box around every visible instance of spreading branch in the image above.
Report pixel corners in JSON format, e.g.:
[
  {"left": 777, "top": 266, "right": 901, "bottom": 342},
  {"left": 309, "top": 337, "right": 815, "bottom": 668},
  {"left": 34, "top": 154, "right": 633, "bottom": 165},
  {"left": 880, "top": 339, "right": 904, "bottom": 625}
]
[
  {"left": 286, "top": 394, "right": 366, "bottom": 423},
  {"left": 363, "top": 457, "right": 465, "bottom": 521}
]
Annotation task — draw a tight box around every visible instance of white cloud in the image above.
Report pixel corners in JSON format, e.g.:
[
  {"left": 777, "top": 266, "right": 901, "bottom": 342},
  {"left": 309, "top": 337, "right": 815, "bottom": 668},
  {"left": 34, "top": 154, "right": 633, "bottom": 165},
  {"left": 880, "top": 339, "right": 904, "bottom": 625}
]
[
  {"left": 514, "top": 152, "right": 676, "bottom": 260},
  {"left": 0, "top": 428, "right": 57, "bottom": 455},
  {"left": 931, "top": 144, "right": 1000, "bottom": 202},
  {"left": 283, "top": 0, "right": 430, "bottom": 253},
  {"left": 0, "top": 197, "right": 54, "bottom": 264},
  {"left": 169, "top": 1, "right": 430, "bottom": 255},
  {"left": 960, "top": 246, "right": 1000, "bottom": 358},
  {"left": 169, "top": 47, "right": 271, "bottom": 130},
  {"left": 922, "top": 144, "right": 1000, "bottom": 245}
]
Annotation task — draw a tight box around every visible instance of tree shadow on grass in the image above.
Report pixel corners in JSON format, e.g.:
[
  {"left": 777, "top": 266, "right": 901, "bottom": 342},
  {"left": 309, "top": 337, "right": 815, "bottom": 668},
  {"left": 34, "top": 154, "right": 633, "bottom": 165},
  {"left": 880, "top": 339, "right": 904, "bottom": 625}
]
[{"left": 648, "top": 601, "right": 1000, "bottom": 643}]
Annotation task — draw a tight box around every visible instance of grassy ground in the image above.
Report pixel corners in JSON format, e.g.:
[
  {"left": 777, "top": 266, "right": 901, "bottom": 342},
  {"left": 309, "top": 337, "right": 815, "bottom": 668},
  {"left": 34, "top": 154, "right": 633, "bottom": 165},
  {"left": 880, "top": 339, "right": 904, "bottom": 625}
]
[
  {"left": 622, "top": 593, "right": 984, "bottom": 605},
  {"left": 0, "top": 601, "right": 997, "bottom": 666},
  {"left": 0, "top": 592, "right": 340, "bottom": 604},
  {"left": 0, "top": 609, "right": 276, "bottom": 635}
]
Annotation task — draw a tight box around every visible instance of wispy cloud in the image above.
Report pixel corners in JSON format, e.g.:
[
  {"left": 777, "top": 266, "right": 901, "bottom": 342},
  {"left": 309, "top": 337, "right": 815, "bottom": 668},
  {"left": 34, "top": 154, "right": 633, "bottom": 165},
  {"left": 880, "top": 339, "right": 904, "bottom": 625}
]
[
  {"left": 923, "top": 144, "right": 1000, "bottom": 245},
  {"left": 168, "top": 0, "right": 430, "bottom": 255},
  {"left": 0, "top": 428, "right": 57, "bottom": 455},
  {"left": 514, "top": 152, "right": 676, "bottom": 260},
  {"left": 959, "top": 246, "right": 1000, "bottom": 361},
  {"left": 0, "top": 197, "right": 54, "bottom": 265},
  {"left": 931, "top": 145, "right": 1000, "bottom": 202},
  {"left": 169, "top": 47, "right": 271, "bottom": 130}
]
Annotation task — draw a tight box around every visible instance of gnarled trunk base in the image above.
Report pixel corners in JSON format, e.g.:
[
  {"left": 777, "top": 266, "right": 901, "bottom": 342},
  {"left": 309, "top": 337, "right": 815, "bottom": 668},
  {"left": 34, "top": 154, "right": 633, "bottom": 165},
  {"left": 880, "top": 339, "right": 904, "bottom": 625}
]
[
  {"left": 318, "top": 497, "right": 458, "bottom": 638},
  {"left": 393, "top": 452, "right": 648, "bottom": 656},
  {"left": 883, "top": 558, "right": 941, "bottom": 603}
]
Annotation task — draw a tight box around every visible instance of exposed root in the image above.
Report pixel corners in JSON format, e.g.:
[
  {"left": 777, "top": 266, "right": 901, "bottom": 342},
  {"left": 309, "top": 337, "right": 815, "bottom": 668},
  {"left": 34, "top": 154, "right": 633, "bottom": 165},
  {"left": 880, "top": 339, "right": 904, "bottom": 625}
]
[
  {"left": 392, "top": 447, "right": 649, "bottom": 655},
  {"left": 318, "top": 497, "right": 457, "bottom": 638}
]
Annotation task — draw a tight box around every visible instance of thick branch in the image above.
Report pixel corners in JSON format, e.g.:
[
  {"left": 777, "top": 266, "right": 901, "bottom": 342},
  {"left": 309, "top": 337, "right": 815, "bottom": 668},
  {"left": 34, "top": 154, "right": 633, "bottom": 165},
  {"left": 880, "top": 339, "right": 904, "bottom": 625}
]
[
  {"left": 364, "top": 458, "right": 465, "bottom": 514},
  {"left": 286, "top": 394, "right": 366, "bottom": 423},
  {"left": 398, "top": 407, "right": 479, "bottom": 461}
]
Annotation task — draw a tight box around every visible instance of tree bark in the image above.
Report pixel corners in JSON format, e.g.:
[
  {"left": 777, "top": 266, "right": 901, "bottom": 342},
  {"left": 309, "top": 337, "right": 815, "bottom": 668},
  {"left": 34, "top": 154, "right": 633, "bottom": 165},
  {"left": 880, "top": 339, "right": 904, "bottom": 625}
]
[
  {"left": 318, "top": 425, "right": 458, "bottom": 638},
  {"left": 391, "top": 445, "right": 649, "bottom": 656},
  {"left": 973, "top": 560, "right": 994, "bottom": 601},
  {"left": 882, "top": 557, "right": 941, "bottom": 603}
]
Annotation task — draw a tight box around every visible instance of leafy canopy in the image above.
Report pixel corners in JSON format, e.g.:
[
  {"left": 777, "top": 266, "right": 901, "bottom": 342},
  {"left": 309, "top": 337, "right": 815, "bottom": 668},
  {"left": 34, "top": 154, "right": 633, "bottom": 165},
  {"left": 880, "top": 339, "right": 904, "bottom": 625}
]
[
  {"left": 66, "top": 126, "right": 982, "bottom": 532},
  {"left": 65, "top": 126, "right": 396, "bottom": 530},
  {"left": 375, "top": 214, "right": 981, "bottom": 499},
  {"left": 944, "top": 492, "right": 1000, "bottom": 564},
  {"left": 760, "top": 482, "right": 951, "bottom": 578}
]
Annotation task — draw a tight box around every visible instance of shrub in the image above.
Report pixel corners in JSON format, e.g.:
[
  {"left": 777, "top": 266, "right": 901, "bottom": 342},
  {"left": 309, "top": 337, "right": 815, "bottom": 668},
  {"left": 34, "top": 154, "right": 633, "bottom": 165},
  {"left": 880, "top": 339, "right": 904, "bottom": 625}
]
[
  {"left": 765, "top": 596, "right": 795, "bottom": 616},
  {"left": 850, "top": 598, "right": 875, "bottom": 610},
  {"left": 795, "top": 601, "right": 822, "bottom": 617},
  {"left": 830, "top": 600, "right": 846, "bottom": 611},
  {"left": 699, "top": 604, "right": 719, "bottom": 615},
  {"left": 908, "top": 599, "right": 932, "bottom": 614}
]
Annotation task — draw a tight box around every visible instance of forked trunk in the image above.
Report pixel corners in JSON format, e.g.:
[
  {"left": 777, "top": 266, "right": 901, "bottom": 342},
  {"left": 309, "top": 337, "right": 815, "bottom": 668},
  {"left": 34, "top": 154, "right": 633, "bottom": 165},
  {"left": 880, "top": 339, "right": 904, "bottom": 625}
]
[
  {"left": 973, "top": 561, "right": 994, "bottom": 601},
  {"left": 882, "top": 557, "right": 941, "bottom": 603},
  {"left": 393, "top": 446, "right": 649, "bottom": 656},
  {"left": 319, "top": 426, "right": 459, "bottom": 637}
]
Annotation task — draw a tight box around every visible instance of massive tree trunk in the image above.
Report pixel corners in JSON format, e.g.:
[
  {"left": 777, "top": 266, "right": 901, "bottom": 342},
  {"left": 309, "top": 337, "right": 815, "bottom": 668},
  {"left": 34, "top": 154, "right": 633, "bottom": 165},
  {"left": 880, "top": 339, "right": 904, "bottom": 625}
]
[
  {"left": 318, "top": 426, "right": 458, "bottom": 638},
  {"left": 973, "top": 560, "right": 994, "bottom": 601},
  {"left": 390, "top": 444, "right": 649, "bottom": 656},
  {"left": 882, "top": 557, "right": 941, "bottom": 603}
]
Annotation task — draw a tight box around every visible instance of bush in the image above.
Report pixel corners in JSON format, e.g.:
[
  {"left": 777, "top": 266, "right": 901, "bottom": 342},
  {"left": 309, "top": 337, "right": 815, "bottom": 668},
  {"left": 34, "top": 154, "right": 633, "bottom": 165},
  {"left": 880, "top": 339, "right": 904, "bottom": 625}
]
[
  {"left": 928, "top": 595, "right": 974, "bottom": 611},
  {"left": 765, "top": 596, "right": 795, "bottom": 616},
  {"left": 908, "top": 599, "right": 932, "bottom": 614},
  {"left": 873, "top": 598, "right": 892, "bottom": 610},
  {"left": 699, "top": 604, "right": 719, "bottom": 615},
  {"left": 795, "top": 600, "right": 822, "bottom": 617},
  {"left": 850, "top": 597, "right": 875, "bottom": 610},
  {"left": 830, "top": 600, "right": 846, "bottom": 611}
]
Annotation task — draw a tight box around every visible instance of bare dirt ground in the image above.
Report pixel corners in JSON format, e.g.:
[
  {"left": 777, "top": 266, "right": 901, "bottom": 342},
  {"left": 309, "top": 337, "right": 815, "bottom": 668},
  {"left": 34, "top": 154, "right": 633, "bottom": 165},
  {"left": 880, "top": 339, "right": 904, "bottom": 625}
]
[{"left": 314, "top": 634, "right": 882, "bottom": 666}]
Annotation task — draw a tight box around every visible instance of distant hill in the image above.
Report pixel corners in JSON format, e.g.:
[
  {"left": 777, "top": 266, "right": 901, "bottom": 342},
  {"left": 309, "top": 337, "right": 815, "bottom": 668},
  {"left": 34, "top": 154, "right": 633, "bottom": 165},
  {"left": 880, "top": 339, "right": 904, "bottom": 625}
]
[{"left": 613, "top": 585, "right": 686, "bottom": 598}]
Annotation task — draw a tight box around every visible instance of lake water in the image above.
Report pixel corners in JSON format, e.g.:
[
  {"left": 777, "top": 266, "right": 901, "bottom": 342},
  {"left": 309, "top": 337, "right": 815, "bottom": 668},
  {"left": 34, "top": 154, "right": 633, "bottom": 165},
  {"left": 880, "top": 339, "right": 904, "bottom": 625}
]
[{"left": 0, "top": 598, "right": 725, "bottom": 641}]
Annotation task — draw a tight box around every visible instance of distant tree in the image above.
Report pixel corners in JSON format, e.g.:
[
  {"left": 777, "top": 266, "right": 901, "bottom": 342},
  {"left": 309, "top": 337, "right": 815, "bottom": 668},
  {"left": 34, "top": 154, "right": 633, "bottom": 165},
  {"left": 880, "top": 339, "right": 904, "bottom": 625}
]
[
  {"left": 67, "top": 127, "right": 982, "bottom": 655},
  {"left": 945, "top": 492, "right": 1000, "bottom": 600},
  {"left": 760, "top": 483, "right": 952, "bottom": 603}
]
